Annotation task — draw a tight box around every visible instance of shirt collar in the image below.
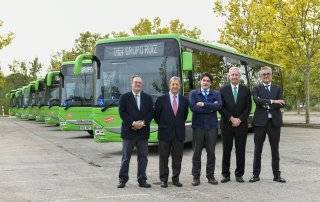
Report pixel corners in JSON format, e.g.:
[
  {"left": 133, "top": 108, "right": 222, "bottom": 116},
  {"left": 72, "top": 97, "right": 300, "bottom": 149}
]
[
  {"left": 132, "top": 90, "right": 141, "bottom": 96},
  {"left": 169, "top": 91, "right": 179, "bottom": 98},
  {"left": 231, "top": 83, "right": 239, "bottom": 89},
  {"left": 263, "top": 82, "right": 272, "bottom": 87},
  {"left": 201, "top": 88, "right": 210, "bottom": 93}
]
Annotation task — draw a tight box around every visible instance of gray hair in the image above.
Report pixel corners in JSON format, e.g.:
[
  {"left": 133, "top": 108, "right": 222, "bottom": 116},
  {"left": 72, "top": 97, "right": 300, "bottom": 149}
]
[
  {"left": 228, "top": 66, "right": 240, "bottom": 75},
  {"left": 131, "top": 74, "right": 142, "bottom": 82},
  {"left": 169, "top": 76, "right": 181, "bottom": 84},
  {"left": 259, "top": 66, "right": 272, "bottom": 76}
]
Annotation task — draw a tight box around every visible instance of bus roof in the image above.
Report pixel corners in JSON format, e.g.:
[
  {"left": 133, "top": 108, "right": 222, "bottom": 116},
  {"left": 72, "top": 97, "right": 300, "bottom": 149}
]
[
  {"left": 96, "top": 34, "right": 279, "bottom": 68},
  {"left": 62, "top": 59, "right": 91, "bottom": 66},
  {"left": 45, "top": 71, "right": 60, "bottom": 86}
]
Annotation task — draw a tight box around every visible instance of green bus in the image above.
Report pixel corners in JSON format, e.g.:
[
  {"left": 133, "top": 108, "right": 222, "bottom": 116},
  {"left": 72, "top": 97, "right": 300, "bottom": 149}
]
[
  {"left": 75, "top": 34, "right": 278, "bottom": 143},
  {"left": 6, "top": 90, "right": 16, "bottom": 116},
  {"left": 59, "top": 60, "right": 94, "bottom": 135},
  {"left": 27, "top": 81, "right": 38, "bottom": 120},
  {"left": 44, "top": 71, "right": 61, "bottom": 125},
  {"left": 20, "top": 85, "right": 30, "bottom": 119},
  {"left": 35, "top": 78, "right": 47, "bottom": 122},
  {"left": 14, "top": 88, "right": 24, "bottom": 118}
]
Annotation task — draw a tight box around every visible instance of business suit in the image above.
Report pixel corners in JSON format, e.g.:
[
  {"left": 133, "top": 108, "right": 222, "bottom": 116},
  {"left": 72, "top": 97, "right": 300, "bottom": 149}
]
[
  {"left": 219, "top": 84, "right": 251, "bottom": 178},
  {"left": 189, "top": 89, "right": 222, "bottom": 180},
  {"left": 252, "top": 84, "right": 284, "bottom": 178},
  {"left": 118, "top": 91, "right": 154, "bottom": 184},
  {"left": 154, "top": 93, "right": 189, "bottom": 183}
]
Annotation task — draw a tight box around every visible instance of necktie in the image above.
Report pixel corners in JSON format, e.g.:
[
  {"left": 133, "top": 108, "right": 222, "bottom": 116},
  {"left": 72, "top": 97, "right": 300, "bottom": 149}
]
[
  {"left": 203, "top": 90, "right": 208, "bottom": 101},
  {"left": 172, "top": 95, "right": 178, "bottom": 116},
  {"left": 265, "top": 85, "right": 271, "bottom": 99},
  {"left": 233, "top": 86, "right": 238, "bottom": 103},
  {"left": 135, "top": 94, "right": 140, "bottom": 110}
]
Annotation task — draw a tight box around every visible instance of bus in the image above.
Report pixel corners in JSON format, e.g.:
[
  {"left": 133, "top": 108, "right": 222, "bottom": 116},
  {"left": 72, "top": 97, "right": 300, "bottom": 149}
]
[
  {"left": 14, "top": 88, "right": 24, "bottom": 118},
  {"left": 6, "top": 90, "right": 16, "bottom": 116},
  {"left": 20, "top": 85, "right": 30, "bottom": 119},
  {"left": 44, "top": 71, "right": 61, "bottom": 125},
  {"left": 27, "top": 81, "right": 38, "bottom": 120},
  {"left": 74, "top": 34, "right": 278, "bottom": 143},
  {"left": 59, "top": 60, "right": 94, "bottom": 135},
  {"left": 35, "top": 78, "right": 46, "bottom": 122}
]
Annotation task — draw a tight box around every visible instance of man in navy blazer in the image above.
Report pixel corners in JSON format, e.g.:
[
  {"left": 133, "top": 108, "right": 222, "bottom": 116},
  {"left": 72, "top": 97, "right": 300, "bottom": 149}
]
[
  {"left": 249, "top": 66, "right": 286, "bottom": 183},
  {"left": 117, "top": 75, "right": 154, "bottom": 188},
  {"left": 154, "top": 76, "right": 189, "bottom": 188},
  {"left": 189, "top": 72, "right": 222, "bottom": 186}
]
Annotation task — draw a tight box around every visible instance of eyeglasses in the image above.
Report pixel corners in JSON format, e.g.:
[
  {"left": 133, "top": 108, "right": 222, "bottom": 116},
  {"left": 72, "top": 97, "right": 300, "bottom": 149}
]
[
  {"left": 202, "top": 79, "right": 211, "bottom": 82},
  {"left": 262, "top": 73, "right": 271, "bottom": 76}
]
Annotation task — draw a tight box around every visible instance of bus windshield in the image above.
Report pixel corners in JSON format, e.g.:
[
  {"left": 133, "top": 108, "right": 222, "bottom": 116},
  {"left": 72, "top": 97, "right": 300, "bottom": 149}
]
[
  {"left": 45, "top": 85, "right": 60, "bottom": 106},
  {"left": 23, "top": 88, "right": 30, "bottom": 107},
  {"left": 95, "top": 39, "right": 179, "bottom": 106},
  {"left": 61, "top": 64, "right": 93, "bottom": 107}
]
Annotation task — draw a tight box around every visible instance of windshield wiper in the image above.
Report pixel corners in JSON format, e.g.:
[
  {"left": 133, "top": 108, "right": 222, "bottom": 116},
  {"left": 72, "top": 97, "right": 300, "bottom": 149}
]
[
  {"left": 101, "top": 99, "right": 118, "bottom": 112},
  {"left": 64, "top": 97, "right": 83, "bottom": 110}
]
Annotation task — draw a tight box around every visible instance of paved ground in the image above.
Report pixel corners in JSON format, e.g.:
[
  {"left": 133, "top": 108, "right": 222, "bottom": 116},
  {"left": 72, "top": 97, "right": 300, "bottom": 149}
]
[
  {"left": 283, "top": 111, "right": 320, "bottom": 124},
  {"left": 0, "top": 117, "right": 320, "bottom": 202}
]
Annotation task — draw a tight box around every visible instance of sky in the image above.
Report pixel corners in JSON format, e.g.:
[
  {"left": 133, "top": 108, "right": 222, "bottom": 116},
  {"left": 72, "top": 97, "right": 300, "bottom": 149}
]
[{"left": 0, "top": 0, "right": 225, "bottom": 76}]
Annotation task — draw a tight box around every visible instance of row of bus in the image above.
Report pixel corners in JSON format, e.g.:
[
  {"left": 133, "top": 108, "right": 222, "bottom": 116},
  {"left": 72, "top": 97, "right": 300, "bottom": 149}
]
[{"left": 5, "top": 34, "right": 278, "bottom": 143}]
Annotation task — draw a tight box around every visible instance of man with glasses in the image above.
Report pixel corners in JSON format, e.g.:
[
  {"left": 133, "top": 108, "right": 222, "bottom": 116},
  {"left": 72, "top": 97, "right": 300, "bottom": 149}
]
[
  {"left": 189, "top": 72, "right": 222, "bottom": 186},
  {"left": 249, "top": 66, "right": 286, "bottom": 183},
  {"left": 117, "top": 75, "right": 154, "bottom": 188},
  {"left": 219, "top": 67, "right": 251, "bottom": 183}
]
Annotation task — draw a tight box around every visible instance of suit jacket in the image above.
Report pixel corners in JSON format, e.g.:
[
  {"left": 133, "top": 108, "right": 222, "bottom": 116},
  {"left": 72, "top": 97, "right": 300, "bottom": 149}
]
[
  {"left": 154, "top": 93, "right": 189, "bottom": 142},
  {"left": 189, "top": 89, "right": 222, "bottom": 129},
  {"left": 252, "top": 84, "right": 284, "bottom": 127},
  {"left": 219, "top": 84, "right": 252, "bottom": 129},
  {"left": 119, "top": 91, "right": 154, "bottom": 140}
]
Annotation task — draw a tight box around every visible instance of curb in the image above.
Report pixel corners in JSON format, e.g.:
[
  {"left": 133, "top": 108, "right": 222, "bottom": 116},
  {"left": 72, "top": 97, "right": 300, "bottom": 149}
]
[{"left": 283, "top": 123, "right": 320, "bottom": 129}]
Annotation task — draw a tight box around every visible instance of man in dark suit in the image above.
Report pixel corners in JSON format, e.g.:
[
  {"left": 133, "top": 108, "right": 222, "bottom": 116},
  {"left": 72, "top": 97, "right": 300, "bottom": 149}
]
[
  {"left": 154, "top": 76, "right": 189, "bottom": 188},
  {"left": 249, "top": 66, "right": 286, "bottom": 183},
  {"left": 189, "top": 72, "right": 222, "bottom": 186},
  {"left": 117, "top": 75, "right": 154, "bottom": 188},
  {"left": 219, "top": 67, "right": 252, "bottom": 183}
]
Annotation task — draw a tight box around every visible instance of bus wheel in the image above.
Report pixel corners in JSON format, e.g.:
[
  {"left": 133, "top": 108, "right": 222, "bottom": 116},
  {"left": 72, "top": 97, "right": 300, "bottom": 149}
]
[{"left": 87, "top": 130, "right": 94, "bottom": 137}]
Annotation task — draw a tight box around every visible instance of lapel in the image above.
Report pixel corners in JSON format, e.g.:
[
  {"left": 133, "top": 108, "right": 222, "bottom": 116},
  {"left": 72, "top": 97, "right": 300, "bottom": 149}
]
[
  {"left": 228, "top": 84, "right": 236, "bottom": 105},
  {"left": 166, "top": 94, "right": 175, "bottom": 117},
  {"left": 130, "top": 91, "right": 140, "bottom": 111}
]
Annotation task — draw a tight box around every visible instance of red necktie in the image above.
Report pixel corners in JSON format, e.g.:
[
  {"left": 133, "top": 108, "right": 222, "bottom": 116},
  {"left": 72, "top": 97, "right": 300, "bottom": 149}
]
[{"left": 173, "top": 95, "right": 178, "bottom": 116}]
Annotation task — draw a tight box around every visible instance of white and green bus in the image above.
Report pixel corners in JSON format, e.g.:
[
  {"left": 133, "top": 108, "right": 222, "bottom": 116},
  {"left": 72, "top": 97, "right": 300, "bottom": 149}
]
[{"left": 75, "top": 34, "right": 278, "bottom": 143}]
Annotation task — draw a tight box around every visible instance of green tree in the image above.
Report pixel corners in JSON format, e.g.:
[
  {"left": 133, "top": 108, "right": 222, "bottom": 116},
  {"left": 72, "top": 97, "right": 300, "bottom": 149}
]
[
  {"left": 0, "top": 20, "right": 13, "bottom": 50},
  {"left": 213, "top": 0, "right": 320, "bottom": 124},
  {"left": 29, "top": 57, "right": 43, "bottom": 79}
]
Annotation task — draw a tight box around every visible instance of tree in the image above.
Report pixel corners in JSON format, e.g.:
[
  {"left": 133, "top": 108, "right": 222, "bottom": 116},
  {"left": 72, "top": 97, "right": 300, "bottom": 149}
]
[
  {"left": 213, "top": 0, "right": 320, "bottom": 124},
  {"left": 29, "top": 57, "right": 43, "bottom": 79},
  {"left": 0, "top": 20, "right": 13, "bottom": 50}
]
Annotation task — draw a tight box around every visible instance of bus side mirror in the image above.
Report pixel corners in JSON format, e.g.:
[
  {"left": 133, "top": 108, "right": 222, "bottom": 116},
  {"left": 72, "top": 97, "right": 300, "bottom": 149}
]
[
  {"left": 74, "top": 53, "right": 101, "bottom": 78},
  {"left": 182, "top": 52, "right": 193, "bottom": 71}
]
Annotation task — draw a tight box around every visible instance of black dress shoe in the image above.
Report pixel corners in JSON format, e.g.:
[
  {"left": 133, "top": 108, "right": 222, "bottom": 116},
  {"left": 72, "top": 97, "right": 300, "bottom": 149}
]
[
  {"left": 221, "top": 177, "right": 231, "bottom": 183},
  {"left": 236, "top": 176, "right": 245, "bottom": 183},
  {"left": 172, "top": 181, "right": 183, "bottom": 187},
  {"left": 160, "top": 181, "right": 168, "bottom": 188},
  {"left": 192, "top": 178, "right": 200, "bottom": 186},
  {"left": 273, "top": 177, "right": 286, "bottom": 183},
  {"left": 208, "top": 177, "right": 218, "bottom": 185},
  {"left": 139, "top": 182, "right": 151, "bottom": 188},
  {"left": 249, "top": 176, "right": 260, "bottom": 183},
  {"left": 117, "top": 181, "right": 126, "bottom": 188}
]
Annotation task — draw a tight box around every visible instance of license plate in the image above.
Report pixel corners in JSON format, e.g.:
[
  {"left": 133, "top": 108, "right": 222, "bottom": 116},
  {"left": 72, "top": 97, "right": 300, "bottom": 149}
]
[{"left": 80, "top": 126, "right": 92, "bottom": 130}]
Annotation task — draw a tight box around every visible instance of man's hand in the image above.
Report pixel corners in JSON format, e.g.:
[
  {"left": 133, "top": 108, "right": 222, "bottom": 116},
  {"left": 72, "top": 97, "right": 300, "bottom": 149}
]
[
  {"left": 196, "top": 102, "right": 205, "bottom": 107},
  {"left": 272, "top": 99, "right": 286, "bottom": 105},
  {"left": 230, "top": 116, "right": 241, "bottom": 127},
  {"left": 131, "top": 120, "right": 145, "bottom": 130}
]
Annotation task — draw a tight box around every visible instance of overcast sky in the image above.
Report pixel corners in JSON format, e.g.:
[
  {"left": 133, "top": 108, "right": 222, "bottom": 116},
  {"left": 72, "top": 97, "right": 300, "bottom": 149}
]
[{"left": 0, "top": 0, "right": 224, "bottom": 76}]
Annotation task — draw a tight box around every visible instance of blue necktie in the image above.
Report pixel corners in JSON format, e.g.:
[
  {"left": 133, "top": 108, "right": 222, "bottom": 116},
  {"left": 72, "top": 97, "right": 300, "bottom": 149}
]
[{"left": 203, "top": 90, "right": 208, "bottom": 101}]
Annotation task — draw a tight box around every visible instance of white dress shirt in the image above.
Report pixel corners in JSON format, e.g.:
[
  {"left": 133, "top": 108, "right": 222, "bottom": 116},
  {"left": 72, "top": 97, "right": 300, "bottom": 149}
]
[{"left": 132, "top": 91, "right": 141, "bottom": 110}]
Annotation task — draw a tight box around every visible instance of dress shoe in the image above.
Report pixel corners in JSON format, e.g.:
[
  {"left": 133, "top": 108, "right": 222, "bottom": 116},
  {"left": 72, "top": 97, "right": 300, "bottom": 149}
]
[
  {"left": 273, "top": 177, "right": 286, "bottom": 183},
  {"left": 236, "top": 176, "right": 245, "bottom": 183},
  {"left": 208, "top": 177, "right": 218, "bottom": 185},
  {"left": 117, "top": 181, "right": 126, "bottom": 188},
  {"left": 139, "top": 182, "right": 151, "bottom": 188},
  {"left": 172, "top": 181, "right": 183, "bottom": 187},
  {"left": 249, "top": 176, "right": 260, "bottom": 183},
  {"left": 221, "top": 176, "right": 231, "bottom": 183},
  {"left": 160, "top": 181, "right": 168, "bottom": 188},
  {"left": 192, "top": 178, "right": 200, "bottom": 186}
]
